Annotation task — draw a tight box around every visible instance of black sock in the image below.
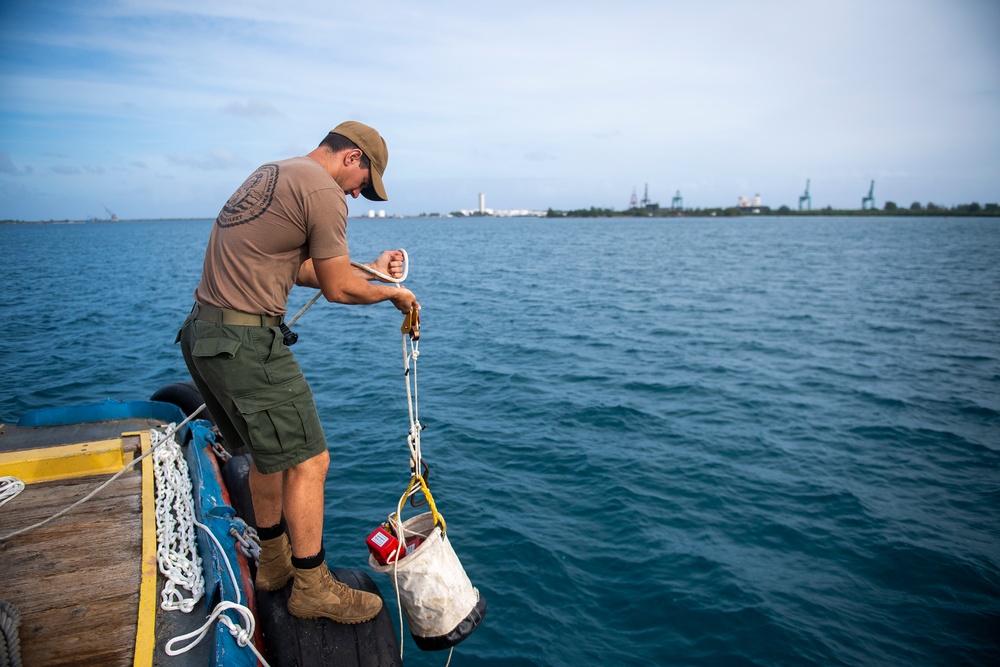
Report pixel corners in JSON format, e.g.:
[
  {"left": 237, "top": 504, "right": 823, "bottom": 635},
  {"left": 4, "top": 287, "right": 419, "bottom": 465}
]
[
  {"left": 292, "top": 547, "right": 326, "bottom": 570},
  {"left": 257, "top": 519, "right": 286, "bottom": 541}
]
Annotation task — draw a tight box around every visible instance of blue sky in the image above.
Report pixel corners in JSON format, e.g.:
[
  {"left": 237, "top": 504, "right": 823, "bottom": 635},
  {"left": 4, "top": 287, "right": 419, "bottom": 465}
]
[{"left": 1, "top": 0, "right": 998, "bottom": 220}]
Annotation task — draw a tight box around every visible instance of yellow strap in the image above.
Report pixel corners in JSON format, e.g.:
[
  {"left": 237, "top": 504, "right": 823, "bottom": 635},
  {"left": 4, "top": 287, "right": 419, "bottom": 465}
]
[
  {"left": 403, "top": 474, "right": 446, "bottom": 534},
  {"left": 133, "top": 430, "right": 157, "bottom": 667}
]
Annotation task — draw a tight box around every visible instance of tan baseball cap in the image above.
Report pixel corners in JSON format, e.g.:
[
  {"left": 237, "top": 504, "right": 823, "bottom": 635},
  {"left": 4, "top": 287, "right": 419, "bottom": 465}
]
[{"left": 331, "top": 120, "right": 389, "bottom": 201}]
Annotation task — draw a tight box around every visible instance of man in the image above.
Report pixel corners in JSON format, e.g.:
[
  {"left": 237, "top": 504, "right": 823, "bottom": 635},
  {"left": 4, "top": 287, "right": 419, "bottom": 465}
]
[{"left": 178, "top": 121, "right": 419, "bottom": 624}]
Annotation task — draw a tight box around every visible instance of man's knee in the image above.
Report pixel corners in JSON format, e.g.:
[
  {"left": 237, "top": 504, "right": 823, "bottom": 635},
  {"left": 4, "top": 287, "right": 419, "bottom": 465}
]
[{"left": 286, "top": 449, "right": 330, "bottom": 482}]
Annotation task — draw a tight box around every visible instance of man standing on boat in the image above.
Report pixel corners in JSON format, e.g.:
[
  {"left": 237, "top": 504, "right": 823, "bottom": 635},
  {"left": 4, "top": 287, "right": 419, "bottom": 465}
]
[{"left": 178, "top": 121, "right": 418, "bottom": 624}]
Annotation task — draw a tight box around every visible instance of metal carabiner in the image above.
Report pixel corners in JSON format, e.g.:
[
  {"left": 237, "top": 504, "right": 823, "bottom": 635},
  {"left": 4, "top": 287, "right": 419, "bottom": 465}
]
[
  {"left": 409, "top": 460, "right": 431, "bottom": 507},
  {"left": 401, "top": 308, "right": 420, "bottom": 341}
]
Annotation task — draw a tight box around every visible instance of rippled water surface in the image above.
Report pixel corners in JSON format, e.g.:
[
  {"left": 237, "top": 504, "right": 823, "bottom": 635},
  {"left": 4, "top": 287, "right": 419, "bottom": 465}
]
[{"left": 1, "top": 216, "right": 998, "bottom": 666}]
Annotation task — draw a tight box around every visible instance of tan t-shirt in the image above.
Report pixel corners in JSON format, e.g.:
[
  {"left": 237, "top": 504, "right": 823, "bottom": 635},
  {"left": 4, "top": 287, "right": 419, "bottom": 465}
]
[{"left": 194, "top": 157, "right": 350, "bottom": 316}]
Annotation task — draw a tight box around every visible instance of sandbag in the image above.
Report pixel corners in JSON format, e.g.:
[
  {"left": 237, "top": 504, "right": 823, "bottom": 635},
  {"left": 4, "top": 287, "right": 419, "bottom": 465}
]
[{"left": 369, "top": 512, "right": 486, "bottom": 651}]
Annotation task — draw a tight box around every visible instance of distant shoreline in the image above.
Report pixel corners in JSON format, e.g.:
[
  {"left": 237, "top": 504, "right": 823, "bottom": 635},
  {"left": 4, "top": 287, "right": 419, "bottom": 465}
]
[
  {"left": 3, "top": 207, "right": 999, "bottom": 225},
  {"left": 0, "top": 217, "right": 213, "bottom": 225},
  {"left": 544, "top": 202, "right": 999, "bottom": 219}
]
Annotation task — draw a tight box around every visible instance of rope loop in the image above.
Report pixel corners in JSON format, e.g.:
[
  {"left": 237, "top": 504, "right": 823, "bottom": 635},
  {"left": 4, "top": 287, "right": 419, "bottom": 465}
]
[
  {"left": 165, "top": 600, "right": 267, "bottom": 666},
  {"left": 0, "top": 476, "right": 25, "bottom": 509}
]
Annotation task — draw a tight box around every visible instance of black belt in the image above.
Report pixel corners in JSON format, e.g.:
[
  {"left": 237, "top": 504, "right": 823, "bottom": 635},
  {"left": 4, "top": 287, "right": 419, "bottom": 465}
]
[{"left": 192, "top": 303, "right": 281, "bottom": 327}]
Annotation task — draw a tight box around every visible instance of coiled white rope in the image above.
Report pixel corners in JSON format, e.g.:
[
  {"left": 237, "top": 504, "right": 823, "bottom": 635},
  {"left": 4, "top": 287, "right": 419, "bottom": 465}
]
[
  {"left": 0, "top": 599, "right": 23, "bottom": 667},
  {"left": 0, "top": 477, "right": 25, "bottom": 509}
]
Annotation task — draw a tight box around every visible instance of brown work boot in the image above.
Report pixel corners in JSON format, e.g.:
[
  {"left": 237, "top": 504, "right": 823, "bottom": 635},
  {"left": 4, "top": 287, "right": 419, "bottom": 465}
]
[
  {"left": 255, "top": 534, "right": 294, "bottom": 591},
  {"left": 287, "top": 562, "right": 383, "bottom": 624}
]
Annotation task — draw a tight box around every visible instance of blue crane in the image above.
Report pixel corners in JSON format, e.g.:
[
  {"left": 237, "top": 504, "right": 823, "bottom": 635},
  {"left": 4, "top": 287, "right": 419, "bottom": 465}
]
[
  {"left": 798, "top": 179, "right": 812, "bottom": 211},
  {"left": 862, "top": 180, "right": 875, "bottom": 210}
]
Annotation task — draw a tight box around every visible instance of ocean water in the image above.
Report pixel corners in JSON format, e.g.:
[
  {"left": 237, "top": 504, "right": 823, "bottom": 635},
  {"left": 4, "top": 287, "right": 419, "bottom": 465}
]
[{"left": 1, "top": 216, "right": 998, "bottom": 666}]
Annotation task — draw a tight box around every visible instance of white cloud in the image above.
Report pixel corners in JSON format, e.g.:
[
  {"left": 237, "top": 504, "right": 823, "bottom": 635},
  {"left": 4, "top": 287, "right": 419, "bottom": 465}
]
[
  {"left": 166, "top": 150, "right": 253, "bottom": 171},
  {"left": 221, "top": 99, "right": 284, "bottom": 119}
]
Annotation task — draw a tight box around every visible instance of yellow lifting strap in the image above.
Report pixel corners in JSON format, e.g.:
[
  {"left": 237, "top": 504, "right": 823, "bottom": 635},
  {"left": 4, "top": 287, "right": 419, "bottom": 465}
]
[{"left": 402, "top": 474, "right": 446, "bottom": 535}]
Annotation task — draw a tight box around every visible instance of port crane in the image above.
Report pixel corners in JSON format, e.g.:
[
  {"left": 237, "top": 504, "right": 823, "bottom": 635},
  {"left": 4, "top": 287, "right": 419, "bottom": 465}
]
[
  {"left": 629, "top": 184, "right": 660, "bottom": 210},
  {"left": 861, "top": 180, "right": 875, "bottom": 210},
  {"left": 671, "top": 190, "right": 683, "bottom": 210},
  {"left": 798, "top": 179, "right": 812, "bottom": 211}
]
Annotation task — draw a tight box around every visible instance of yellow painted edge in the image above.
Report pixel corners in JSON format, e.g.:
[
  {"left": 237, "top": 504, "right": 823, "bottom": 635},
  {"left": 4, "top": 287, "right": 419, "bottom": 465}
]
[
  {"left": 0, "top": 439, "right": 125, "bottom": 483},
  {"left": 133, "top": 429, "right": 157, "bottom": 667}
]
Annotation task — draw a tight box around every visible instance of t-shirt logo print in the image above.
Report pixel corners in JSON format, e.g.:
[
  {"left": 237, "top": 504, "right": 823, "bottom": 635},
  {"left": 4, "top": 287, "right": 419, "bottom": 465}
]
[{"left": 217, "top": 164, "right": 280, "bottom": 227}]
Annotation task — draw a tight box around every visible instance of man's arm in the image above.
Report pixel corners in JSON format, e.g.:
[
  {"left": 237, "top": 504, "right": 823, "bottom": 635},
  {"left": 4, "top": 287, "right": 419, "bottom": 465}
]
[
  {"left": 297, "top": 254, "right": 419, "bottom": 313},
  {"left": 297, "top": 250, "right": 404, "bottom": 286}
]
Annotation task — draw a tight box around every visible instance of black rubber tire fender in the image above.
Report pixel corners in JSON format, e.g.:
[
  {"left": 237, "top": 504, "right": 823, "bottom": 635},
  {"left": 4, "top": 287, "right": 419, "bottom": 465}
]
[{"left": 150, "top": 381, "right": 215, "bottom": 424}]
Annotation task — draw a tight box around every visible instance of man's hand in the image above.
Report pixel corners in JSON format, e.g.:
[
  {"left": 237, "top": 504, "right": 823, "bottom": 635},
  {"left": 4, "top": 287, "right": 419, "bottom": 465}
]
[
  {"left": 371, "top": 250, "right": 405, "bottom": 281},
  {"left": 390, "top": 288, "right": 420, "bottom": 314}
]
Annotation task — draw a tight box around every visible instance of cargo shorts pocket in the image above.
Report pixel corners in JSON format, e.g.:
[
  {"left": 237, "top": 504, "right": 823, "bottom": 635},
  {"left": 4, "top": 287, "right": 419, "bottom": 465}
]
[
  {"left": 231, "top": 376, "right": 326, "bottom": 473},
  {"left": 191, "top": 335, "right": 242, "bottom": 359}
]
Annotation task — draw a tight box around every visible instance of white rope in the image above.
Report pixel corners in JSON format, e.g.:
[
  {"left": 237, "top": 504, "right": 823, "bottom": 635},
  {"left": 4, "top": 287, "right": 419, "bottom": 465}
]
[
  {"left": 0, "top": 417, "right": 267, "bottom": 664},
  {"left": 152, "top": 427, "right": 205, "bottom": 613},
  {"left": 381, "top": 253, "right": 457, "bottom": 666},
  {"left": 403, "top": 325, "right": 422, "bottom": 476},
  {"left": 0, "top": 406, "right": 205, "bottom": 542},
  {"left": 353, "top": 248, "right": 410, "bottom": 285},
  {"left": 164, "top": 519, "right": 271, "bottom": 666},
  {"left": 0, "top": 599, "right": 23, "bottom": 667},
  {"left": 165, "top": 600, "right": 269, "bottom": 667},
  {"left": 287, "top": 249, "right": 409, "bottom": 327},
  {"left": 150, "top": 424, "right": 271, "bottom": 667},
  {"left": 193, "top": 518, "right": 243, "bottom": 605},
  {"left": 388, "top": 313, "right": 428, "bottom": 663},
  {"left": 0, "top": 476, "right": 25, "bottom": 509}
]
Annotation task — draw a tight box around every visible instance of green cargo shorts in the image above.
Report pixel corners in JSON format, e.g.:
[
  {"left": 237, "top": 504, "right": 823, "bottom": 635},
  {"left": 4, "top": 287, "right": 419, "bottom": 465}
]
[{"left": 178, "top": 313, "right": 327, "bottom": 474}]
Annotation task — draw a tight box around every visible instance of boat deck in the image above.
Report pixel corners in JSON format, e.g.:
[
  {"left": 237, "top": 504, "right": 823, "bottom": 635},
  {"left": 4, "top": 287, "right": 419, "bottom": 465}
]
[
  {"left": 0, "top": 417, "right": 185, "bottom": 667},
  {"left": 1, "top": 469, "right": 144, "bottom": 667}
]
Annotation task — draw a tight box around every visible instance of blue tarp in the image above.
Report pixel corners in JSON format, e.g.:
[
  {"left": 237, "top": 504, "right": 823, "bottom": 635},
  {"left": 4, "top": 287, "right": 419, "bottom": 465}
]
[{"left": 17, "top": 399, "right": 187, "bottom": 429}]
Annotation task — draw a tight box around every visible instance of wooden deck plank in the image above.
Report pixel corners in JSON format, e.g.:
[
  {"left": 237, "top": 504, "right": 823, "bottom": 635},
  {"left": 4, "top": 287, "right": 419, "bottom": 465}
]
[{"left": 0, "top": 470, "right": 143, "bottom": 667}]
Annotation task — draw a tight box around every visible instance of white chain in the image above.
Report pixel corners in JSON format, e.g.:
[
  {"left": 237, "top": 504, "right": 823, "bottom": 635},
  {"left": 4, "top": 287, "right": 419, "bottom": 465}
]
[
  {"left": 151, "top": 426, "right": 272, "bottom": 666},
  {"left": 151, "top": 427, "right": 205, "bottom": 613}
]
